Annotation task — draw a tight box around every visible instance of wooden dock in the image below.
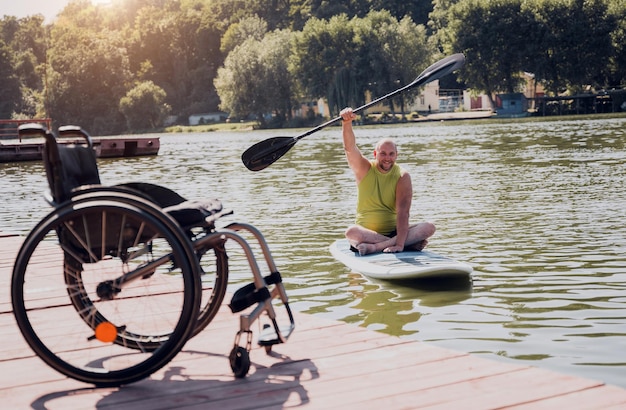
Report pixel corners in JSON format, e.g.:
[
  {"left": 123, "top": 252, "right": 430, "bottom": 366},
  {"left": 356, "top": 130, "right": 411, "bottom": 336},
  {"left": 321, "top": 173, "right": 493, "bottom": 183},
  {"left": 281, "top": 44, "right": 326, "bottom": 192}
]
[
  {"left": 0, "top": 136, "right": 159, "bottom": 162},
  {"left": 1, "top": 232, "right": 626, "bottom": 409}
]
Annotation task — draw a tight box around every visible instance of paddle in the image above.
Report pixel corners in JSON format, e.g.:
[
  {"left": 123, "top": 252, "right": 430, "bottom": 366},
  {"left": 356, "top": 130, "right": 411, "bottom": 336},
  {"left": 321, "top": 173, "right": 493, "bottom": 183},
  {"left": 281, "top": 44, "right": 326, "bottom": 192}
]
[{"left": 241, "top": 53, "right": 465, "bottom": 171}]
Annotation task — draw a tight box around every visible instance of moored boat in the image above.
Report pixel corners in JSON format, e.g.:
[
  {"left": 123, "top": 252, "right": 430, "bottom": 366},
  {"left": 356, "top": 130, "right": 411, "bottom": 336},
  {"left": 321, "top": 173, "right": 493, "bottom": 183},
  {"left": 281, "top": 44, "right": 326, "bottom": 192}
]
[{"left": 0, "top": 136, "right": 160, "bottom": 163}]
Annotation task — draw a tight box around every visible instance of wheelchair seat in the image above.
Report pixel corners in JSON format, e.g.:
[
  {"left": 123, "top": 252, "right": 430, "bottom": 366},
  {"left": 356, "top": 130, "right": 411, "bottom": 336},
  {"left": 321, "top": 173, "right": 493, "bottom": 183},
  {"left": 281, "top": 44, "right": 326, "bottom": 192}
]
[
  {"left": 118, "top": 182, "right": 226, "bottom": 229},
  {"left": 20, "top": 123, "right": 226, "bottom": 230}
]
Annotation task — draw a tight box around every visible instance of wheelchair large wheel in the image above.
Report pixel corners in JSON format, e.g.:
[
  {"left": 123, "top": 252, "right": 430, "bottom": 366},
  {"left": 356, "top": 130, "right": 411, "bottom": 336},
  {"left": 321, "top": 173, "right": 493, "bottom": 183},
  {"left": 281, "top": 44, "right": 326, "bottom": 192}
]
[
  {"left": 11, "top": 195, "right": 200, "bottom": 387},
  {"left": 191, "top": 241, "right": 229, "bottom": 337},
  {"left": 60, "top": 186, "right": 230, "bottom": 338}
]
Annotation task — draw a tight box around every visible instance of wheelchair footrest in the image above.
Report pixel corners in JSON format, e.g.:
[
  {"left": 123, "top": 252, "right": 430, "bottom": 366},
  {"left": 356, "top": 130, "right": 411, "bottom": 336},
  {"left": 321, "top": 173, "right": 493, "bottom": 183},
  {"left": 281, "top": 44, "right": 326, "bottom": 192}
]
[
  {"left": 229, "top": 283, "right": 269, "bottom": 313},
  {"left": 258, "top": 323, "right": 295, "bottom": 346},
  {"left": 228, "top": 272, "right": 283, "bottom": 313}
]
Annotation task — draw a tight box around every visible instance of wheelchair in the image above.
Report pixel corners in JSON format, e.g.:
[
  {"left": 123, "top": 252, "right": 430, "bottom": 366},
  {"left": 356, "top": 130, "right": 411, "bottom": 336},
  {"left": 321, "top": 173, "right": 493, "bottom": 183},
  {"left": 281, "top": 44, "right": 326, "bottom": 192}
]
[{"left": 11, "top": 124, "right": 295, "bottom": 387}]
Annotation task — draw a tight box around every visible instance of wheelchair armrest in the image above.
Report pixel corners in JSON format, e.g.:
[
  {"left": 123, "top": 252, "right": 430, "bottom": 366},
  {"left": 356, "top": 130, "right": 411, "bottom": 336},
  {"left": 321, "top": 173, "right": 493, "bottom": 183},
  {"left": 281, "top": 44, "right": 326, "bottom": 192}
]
[
  {"left": 206, "top": 208, "right": 234, "bottom": 225},
  {"left": 162, "top": 200, "right": 228, "bottom": 228}
]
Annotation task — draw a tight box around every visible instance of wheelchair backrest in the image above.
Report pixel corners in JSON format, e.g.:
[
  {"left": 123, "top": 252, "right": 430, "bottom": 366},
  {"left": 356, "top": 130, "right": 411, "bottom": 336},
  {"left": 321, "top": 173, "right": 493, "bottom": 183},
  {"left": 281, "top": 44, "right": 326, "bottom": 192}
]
[{"left": 18, "top": 124, "right": 101, "bottom": 204}]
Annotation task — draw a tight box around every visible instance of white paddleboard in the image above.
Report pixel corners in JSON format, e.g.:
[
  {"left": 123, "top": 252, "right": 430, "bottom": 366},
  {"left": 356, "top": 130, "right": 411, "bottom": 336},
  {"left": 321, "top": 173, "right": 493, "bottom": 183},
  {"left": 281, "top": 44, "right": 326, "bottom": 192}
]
[{"left": 329, "top": 239, "right": 473, "bottom": 280}]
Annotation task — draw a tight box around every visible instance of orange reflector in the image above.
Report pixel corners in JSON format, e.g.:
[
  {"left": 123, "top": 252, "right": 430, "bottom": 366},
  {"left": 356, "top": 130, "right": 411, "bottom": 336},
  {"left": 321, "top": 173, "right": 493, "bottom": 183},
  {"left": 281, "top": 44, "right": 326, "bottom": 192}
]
[{"left": 94, "top": 322, "right": 117, "bottom": 343}]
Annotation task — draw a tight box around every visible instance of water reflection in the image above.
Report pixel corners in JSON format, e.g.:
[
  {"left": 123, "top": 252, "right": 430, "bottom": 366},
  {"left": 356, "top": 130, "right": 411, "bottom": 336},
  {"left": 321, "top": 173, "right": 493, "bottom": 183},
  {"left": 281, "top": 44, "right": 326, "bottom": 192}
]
[{"left": 2, "top": 115, "right": 626, "bottom": 388}]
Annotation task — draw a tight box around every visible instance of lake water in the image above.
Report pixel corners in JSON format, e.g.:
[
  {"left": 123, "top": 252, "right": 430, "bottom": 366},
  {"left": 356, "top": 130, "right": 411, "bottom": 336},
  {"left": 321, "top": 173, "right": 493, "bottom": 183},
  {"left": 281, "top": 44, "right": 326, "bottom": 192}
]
[{"left": 2, "top": 115, "right": 626, "bottom": 388}]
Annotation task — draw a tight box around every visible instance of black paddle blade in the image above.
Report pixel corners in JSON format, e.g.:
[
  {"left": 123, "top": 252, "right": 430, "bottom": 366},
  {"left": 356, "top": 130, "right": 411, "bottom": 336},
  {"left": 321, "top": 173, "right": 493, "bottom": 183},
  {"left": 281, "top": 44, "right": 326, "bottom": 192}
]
[
  {"left": 241, "top": 136, "right": 297, "bottom": 171},
  {"left": 413, "top": 53, "right": 465, "bottom": 87}
]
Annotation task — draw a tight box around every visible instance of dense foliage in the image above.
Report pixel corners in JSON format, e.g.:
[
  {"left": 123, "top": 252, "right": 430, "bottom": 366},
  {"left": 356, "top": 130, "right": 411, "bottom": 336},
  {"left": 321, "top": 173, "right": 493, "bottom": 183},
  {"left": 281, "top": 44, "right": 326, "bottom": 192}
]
[{"left": 1, "top": 0, "right": 624, "bottom": 134}]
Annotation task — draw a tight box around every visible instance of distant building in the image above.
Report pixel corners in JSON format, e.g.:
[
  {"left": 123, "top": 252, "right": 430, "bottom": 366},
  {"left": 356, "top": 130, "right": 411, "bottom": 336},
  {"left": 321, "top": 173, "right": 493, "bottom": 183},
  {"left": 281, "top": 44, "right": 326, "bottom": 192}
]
[
  {"left": 412, "top": 81, "right": 442, "bottom": 113},
  {"left": 370, "top": 80, "right": 445, "bottom": 114},
  {"left": 465, "top": 92, "right": 491, "bottom": 111},
  {"left": 438, "top": 89, "right": 463, "bottom": 112},
  {"left": 293, "top": 98, "right": 328, "bottom": 119},
  {"left": 188, "top": 112, "right": 227, "bottom": 125},
  {"left": 496, "top": 93, "right": 528, "bottom": 117}
]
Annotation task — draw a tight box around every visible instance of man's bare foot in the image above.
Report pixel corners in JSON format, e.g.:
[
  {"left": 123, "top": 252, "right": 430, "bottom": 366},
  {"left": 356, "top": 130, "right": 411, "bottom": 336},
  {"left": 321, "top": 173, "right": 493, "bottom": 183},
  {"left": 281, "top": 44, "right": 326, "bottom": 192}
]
[
  {"left": 407, "top": 239, "right": 428, "bottom": 251},
  {"left": 356, "top": 243, "right": 377, "bottom": 256}
]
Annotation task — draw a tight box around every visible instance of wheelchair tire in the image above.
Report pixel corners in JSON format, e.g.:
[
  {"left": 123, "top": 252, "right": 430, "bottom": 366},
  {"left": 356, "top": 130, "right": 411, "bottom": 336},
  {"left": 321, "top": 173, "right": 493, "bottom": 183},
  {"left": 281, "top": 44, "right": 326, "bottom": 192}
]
[
  {"left": 52, "top": 185, "right": 230, "bottom": 338},
  {"left": 191, "top": 243, "right": 229, "bottom": 337},
  {"left": 11, "top": 195, "right": 200, "bottom": 387}
]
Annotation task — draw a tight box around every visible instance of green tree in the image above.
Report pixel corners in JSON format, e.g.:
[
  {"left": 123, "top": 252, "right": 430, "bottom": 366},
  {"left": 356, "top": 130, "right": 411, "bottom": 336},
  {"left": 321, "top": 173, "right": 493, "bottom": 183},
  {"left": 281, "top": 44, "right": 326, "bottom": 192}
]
[
  {"left": 205, "top": 0, "right": 293, "bottom": 30},
  {"left": 290, "top": 1, "right": 433, "bottom": 30},
  {"left": 524, "top": 0, "right": 614, "bottom": 95},
  {"left": 303, "top": 0, "right": 353, "bottom": 21},
  {"left": 128, "top": 2, "right": 222, "bottom": 120},
  {"left": 119, "top": 80, "right": 170, "bottom": 130},
  {"left": 215, "top": 29, "right": 295, "bottom": 127},
  {"left": 258, "top": 30, "right": 296, "bottom": 126},
  {"left": 4, "top": 0, "right": 625, "bottom": 129},
  {"left": 215, "top": 39, "right": 264, "bottom": 124},
  {"left": 1, "top": 15, "right": 47, "bottom": 88},
  {"left": 292, "top": 14, "right": 361, "bottom": 115},
  {"left": 444, "top": 0, "right": 530, "bottom": 109},
  {"left": 0, "top": 39, "right": 22, "bottom": 118},
  {"left": 608, "top": 1, "right": 626, "bottom": 87},
  {"left": 220, "top": 15, "right": 268, "bottom": 55},
  {"left": 46, "top": 22, "right": 131, "bottom": 134},
  {"left": 356, "top": 11, "right": 436, "bottom": 119},
  {"left": 428, "top": 0, "right": 462, "bottom": 44},
  {"left": 292, "top": 11, "right": 436, "bottom": 117},
  {"left": 175, "top": 6, "right": 223, "bottom": 115},
  {"left": 207, "top": 0, "right": 425, "bottom": 31},
  {"left": 1, "top": 15, "right": 48, "bottom": 118},
  {"left": 366, "top": 0, "right": 434, "bottom": 25}
]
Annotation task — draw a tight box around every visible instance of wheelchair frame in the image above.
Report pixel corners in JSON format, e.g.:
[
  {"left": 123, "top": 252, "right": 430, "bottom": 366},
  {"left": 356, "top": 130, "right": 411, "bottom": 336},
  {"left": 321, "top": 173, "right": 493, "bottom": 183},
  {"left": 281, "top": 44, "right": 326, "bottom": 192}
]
[{"left": 11, "top": 124, "right": 295, "bottom": 386}]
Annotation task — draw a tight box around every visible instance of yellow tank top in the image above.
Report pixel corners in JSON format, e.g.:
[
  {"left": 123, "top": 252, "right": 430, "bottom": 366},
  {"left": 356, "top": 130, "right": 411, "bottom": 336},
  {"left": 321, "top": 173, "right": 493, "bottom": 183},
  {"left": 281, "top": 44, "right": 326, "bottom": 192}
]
[{"left": 355, "top": 161, "right": 401, "bottom": 236}]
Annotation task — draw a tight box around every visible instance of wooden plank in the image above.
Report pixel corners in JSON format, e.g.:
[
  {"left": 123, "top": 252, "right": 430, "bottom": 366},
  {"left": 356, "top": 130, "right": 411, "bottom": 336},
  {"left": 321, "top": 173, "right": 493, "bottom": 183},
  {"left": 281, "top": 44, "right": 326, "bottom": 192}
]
[
  {"left": 2, "top": 234, "right": 626, "bottom": 409},
  {"left": 0, "top": 235, "right": 21, "bottom": 314},
  {"left": 352, "top": 367, "right": 603, "bottom": 409},
  {"left": 505, "top": 384, "right": 626, "bottom": 409}
]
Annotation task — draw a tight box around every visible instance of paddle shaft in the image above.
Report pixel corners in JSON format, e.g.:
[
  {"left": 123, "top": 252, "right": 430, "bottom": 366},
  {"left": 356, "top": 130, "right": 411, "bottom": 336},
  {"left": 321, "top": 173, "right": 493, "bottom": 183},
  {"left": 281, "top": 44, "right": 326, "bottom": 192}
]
[
  {"left": 242, "top": 53, "right": 465, "bottom": 171},
  {"left": 294, "top": 54, "right": 463, "bottom": 141},
  {"left": 294, "top": 79, "right": 421, "bottom": 142}
]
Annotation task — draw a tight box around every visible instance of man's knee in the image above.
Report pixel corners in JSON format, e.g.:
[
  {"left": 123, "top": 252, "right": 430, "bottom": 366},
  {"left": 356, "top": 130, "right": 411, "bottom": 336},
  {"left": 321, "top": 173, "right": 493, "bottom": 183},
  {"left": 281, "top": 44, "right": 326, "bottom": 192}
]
[
  {"left": 423, "top": 222, "right": 436, "bottom": 237},
  {"left": 345, "top": 225, "right": 360, "bottom": 238},
  {"left": 413, "top": 222, "right": 436, "bottom": 238}
]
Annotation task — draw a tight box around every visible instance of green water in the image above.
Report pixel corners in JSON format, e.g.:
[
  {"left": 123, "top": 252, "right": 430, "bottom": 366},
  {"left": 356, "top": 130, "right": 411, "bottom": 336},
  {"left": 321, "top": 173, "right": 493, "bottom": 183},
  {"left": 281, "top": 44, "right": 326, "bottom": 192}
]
[{"left": 2, "top": 114, "right": 626, "bottom": 388}]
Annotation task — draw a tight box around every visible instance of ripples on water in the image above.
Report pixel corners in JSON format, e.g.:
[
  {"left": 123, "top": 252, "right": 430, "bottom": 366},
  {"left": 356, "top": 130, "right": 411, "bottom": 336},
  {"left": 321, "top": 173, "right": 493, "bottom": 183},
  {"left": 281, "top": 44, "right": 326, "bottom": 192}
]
[{"left": 1, "top": 115, "right": 625, "bottom": 388}]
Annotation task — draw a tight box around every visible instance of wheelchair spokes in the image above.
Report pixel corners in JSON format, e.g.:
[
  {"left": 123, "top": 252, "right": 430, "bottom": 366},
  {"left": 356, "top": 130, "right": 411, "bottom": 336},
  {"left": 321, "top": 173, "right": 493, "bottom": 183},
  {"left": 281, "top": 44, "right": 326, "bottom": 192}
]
[{"left": 12, "top": 199, "right": 199, "bottom": 386}]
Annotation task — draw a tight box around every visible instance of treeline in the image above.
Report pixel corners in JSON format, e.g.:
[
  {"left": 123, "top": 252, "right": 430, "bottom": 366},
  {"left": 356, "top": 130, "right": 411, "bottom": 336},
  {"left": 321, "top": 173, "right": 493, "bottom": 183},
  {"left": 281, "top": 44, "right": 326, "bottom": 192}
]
[{"left": 0, "top": 0, "right": 624, "bottom": 135}]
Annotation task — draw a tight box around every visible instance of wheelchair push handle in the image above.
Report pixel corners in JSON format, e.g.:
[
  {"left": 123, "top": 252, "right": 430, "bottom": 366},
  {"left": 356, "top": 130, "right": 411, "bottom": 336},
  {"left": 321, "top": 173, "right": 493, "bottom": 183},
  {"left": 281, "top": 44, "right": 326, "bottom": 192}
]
[
  {"left": 58, "top": 125, "right": 94, "bottom": 148},
  {"left": 18, "top": 123, "right": 48, "bottom": 138},
  {"left": 18, "top": 123, "right": 94, "bottom": 149}
]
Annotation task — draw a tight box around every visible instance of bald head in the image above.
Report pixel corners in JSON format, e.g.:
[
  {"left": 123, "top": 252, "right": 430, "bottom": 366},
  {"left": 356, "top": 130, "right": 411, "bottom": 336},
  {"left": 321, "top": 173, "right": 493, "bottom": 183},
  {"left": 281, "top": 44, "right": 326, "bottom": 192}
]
[
  {"left": 373, "top": 138, "right": 398, "bottom": 173},
  {"left": 375, "top": 138, "right": 397, "bottom": 154}
]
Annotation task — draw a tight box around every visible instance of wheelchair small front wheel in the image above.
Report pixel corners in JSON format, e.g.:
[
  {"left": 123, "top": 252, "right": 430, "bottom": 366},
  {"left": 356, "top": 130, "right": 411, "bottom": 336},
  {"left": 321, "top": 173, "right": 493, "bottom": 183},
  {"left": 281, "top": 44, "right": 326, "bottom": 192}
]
[
  {"left": 229, "top": 346, "right": 251, "bottom": 378},
  {"left": 11, "top": 196, "right": 200, "bottom": 386}
]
